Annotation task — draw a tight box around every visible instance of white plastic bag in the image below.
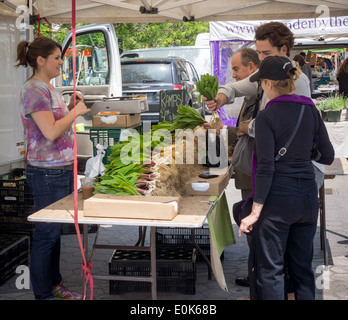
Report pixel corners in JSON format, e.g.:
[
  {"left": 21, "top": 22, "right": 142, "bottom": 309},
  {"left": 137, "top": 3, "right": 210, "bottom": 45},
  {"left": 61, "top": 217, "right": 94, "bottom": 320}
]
[{"left": 84, "top": 144, "right": 107, "bottom": 178}]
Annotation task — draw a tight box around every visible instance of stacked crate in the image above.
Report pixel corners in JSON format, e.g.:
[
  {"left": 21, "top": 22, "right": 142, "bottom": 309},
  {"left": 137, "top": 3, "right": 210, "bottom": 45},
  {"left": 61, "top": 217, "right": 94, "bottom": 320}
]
[
  {"left": 109, "top": 247, "right": 196, "bottom": 295},
  {"left": 0, "top": 168, "right": 97, "bottom": 237},
  {"left": 0, "top": 169, "right": 34, "bottom": 239},
  {"left": 0, "top": 233, "right": 30, "bottom": 285},
  {"left": 156, "top": 226, "right": 214, "bottom": 261}
]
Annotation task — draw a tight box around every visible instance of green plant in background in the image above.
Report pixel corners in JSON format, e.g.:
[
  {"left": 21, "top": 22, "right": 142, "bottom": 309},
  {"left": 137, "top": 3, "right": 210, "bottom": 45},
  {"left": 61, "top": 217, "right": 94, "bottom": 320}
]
[
  {"left": 317, "top": 94, "right": 348, "bottom": 112},
  {"left": 34, "top": 22, "right": 210, "bottom": 52},
  {"left": 114, "top": 22, "right": 209, "bottom": 51}
]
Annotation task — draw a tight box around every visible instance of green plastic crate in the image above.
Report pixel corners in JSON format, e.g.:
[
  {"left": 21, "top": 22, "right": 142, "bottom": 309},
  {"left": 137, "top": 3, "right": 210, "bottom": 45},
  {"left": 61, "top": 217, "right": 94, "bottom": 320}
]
[{"left": 89, "top": 125, "right": 142, "bottom": 164}]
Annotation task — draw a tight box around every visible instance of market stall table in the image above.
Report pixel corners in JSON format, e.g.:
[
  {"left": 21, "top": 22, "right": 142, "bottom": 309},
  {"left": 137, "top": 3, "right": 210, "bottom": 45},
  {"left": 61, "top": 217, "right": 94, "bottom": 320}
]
[
  {"left": 27, "top": 192, "right": 232, "bottom": 300},
  {"left": 324, "top": 120, "right": 348, "bottom": 159},
  {"left": 316, "top": 84, "right": 339, "bottom": 94},
  {"left": 321, "top": 158, "right": 348, "bottom": 266}
]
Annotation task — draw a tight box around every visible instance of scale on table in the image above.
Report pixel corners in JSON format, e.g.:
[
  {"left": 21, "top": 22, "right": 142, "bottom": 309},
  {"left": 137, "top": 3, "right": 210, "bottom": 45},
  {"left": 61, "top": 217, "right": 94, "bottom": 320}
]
[{"left": 90, "top": 95, "right": 149, "bottom": 115}]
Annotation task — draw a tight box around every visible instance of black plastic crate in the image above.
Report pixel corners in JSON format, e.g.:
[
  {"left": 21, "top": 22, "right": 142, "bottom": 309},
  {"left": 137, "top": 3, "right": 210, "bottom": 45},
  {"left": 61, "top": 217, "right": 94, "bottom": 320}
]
[
  {"left": 156, "top": 226, "right": 210, "bottom": 246},
  {"left": 0, "top": 221, "right": 35, "bottom": 242},
  {"left": 109, "top": 247, "right": 196, "bottom": 295},
  {"left": 0, "top": 233, "right": 30, "bottom": 285},
  {"left": 0, "top": 169, "right": 34, "bottom": 222},
  {"left": 0, "top": 203, "right": 34, "bottom": 217},
  {"left": 156, "top": 226, "right": 212, "bottom": 261},
  {"left": 0, "top": 202, "right": 35, "bottom": 232},
  {"left": 0, "top": 169, "right": 33, "bottom": 205}
]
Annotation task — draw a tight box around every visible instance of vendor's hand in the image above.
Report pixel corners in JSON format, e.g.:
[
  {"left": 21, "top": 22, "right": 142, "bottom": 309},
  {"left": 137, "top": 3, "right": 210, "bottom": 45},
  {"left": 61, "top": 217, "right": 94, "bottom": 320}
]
[
  {"left": 203, "top": 93, "right": 228, "bottom": 112},
  {"left": 68, "top": 92, "right": 84, "bottom": 110},
  {"left": 237, "top": 118, "right": 252, "bottom": 137},
  {"left": 74, "top": 101, "right": 91, "bottom": 117}
]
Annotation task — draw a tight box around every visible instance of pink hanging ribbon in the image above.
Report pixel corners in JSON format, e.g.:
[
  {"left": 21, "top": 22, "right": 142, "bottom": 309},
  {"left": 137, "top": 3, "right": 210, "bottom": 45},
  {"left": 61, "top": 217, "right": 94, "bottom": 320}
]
[{"left": 71, "top": 0, "right": 94, "bottom": 300}]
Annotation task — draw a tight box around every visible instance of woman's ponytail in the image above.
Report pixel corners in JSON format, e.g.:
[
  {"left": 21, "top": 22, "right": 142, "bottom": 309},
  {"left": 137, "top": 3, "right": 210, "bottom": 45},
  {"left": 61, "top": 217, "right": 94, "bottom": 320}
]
[{"left": 15, "top": 40, "right": 30, "bottom": 68}]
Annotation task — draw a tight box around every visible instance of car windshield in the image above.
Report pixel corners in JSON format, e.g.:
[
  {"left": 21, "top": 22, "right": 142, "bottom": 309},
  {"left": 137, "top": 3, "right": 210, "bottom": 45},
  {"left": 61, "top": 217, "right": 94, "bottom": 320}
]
[{"left": 121, "top": 62, "right": 172, "bottom": 84}]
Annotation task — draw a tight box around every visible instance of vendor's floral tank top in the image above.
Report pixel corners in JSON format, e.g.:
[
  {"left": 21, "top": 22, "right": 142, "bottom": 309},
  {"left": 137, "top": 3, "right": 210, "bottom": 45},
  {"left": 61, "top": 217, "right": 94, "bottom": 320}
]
[{"left": 19, "top": 78, "right": 74, "bottom": 167}]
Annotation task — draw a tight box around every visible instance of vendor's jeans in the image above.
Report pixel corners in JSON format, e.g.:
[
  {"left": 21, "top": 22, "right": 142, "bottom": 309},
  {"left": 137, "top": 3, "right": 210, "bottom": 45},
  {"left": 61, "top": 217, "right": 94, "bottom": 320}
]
[
  {"left": 248, "top": 175, "right": 319, "bottom": 300},
  {"left": 25, "top": 165, "right": 73, "bottom": 300}
]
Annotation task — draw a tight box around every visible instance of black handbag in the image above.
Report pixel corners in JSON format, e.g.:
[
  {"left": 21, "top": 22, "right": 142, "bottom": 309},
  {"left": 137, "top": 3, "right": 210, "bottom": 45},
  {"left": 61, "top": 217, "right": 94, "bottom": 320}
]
[
  {"left": 233, "top": 196, "right": 253, "bottom": 227},
  {"left": 232, "top": 105, "right": 305, "bottom": 227},
  {"left": 231, "top": 85, "right": 263, "bottom": 176}
]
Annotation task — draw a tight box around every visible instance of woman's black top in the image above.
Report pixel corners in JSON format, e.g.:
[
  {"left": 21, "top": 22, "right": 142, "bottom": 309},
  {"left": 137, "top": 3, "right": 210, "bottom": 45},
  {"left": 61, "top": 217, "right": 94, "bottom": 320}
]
[{"left": 254, "top": 95, "right": 335, "bottom": 204}]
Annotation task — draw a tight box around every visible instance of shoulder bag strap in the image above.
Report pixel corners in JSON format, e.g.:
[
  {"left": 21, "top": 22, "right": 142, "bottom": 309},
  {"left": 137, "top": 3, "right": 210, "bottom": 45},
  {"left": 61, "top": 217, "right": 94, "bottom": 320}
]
[
  {"left": 275, "top": 104, "right": 305, "bottom": 161},
  {"left": 252, "top": 82, "right": 264, "bottom": 119}
]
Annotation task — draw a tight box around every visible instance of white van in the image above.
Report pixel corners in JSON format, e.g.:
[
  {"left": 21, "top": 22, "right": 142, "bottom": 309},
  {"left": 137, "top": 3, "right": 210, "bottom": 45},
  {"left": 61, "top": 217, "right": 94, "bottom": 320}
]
[{"left": 121, "top": 46, "right": 212, "bottom": 77}]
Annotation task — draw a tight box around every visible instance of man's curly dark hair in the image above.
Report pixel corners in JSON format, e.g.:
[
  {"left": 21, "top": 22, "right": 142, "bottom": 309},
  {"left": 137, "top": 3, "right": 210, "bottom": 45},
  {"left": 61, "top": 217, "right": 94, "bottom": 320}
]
[{"left": 254, "top": 22, "right": 294, "bottom": 57}]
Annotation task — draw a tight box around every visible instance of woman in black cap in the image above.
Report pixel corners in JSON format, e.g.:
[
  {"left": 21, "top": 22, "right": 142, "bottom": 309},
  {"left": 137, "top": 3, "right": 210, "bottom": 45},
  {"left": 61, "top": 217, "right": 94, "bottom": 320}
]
[{"left": 239, "top": 56, "right": 334, "bottom": 300}]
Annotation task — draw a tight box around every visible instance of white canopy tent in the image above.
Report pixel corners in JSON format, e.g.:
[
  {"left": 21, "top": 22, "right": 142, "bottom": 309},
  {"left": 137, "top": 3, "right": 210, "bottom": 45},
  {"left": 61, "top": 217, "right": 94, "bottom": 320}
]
[
  {"left": 2, "top": 0, "right": 348, "bottom": 126},
  {"left": 210, "top": 18, "right": 348, "bottom": 41},
  {"left": 2, "top": 0, "right": 348, "bottom": 23},
  {"left": 209, "top": 18, "right": 348, "bottom": 84}
]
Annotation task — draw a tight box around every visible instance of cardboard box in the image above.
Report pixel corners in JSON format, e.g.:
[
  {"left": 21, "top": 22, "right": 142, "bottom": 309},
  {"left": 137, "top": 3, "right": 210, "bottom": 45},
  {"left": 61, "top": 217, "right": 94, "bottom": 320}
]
[
  {"left": 184, "top": 165, "right": 233, "bottom": 196},
  {"left": 83, "top": 194, "right": 180, "bottom": 220},
  {"left": 92, "top": 113, "right": 141, "bottom": 128}
]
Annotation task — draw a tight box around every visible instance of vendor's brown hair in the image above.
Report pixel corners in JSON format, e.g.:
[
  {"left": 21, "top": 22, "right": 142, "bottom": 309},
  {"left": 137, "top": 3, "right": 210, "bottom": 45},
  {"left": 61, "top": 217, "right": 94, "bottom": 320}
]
[
  {"left": 263, "top": 69, "right": 300, "bottom": 95},
  {"left": 15, "top": 36, "right": 62, "bottom": 73},
  {"left": 337, "top": 57, "right": 348, "bottom": 79},
  {"left": 254, "top": 22, "right": 294, "bottom": 57}
]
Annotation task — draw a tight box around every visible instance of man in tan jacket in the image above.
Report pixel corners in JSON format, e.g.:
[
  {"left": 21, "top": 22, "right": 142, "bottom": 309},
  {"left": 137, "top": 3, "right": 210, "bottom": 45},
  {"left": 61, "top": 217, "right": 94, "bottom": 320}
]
[
  {"left": 205, "top": 47, "right": 260, "bottom": 200},
  {"left": 203, "top": 47, "right": 260, "bottom": 287},
  {"left": 228, "top": 48, "right": 260, "bottom": 201}
]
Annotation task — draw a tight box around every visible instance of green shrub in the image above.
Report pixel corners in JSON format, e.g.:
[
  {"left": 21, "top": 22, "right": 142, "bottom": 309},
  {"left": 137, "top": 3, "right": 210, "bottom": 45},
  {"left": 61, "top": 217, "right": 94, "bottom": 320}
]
[{"left": 317, "top": 94, "right": 348, "bottom": 111}]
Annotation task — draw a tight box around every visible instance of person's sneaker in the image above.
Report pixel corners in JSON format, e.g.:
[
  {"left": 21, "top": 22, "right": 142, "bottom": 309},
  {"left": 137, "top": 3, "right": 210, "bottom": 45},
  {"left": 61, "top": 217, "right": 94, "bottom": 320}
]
[{"left": 52, "top": 282, "right": 82, "bottom": 300}]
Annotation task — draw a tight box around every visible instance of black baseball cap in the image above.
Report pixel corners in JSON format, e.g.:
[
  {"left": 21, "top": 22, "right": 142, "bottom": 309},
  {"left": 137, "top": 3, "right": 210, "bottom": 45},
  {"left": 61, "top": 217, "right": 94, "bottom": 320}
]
[{"left": 250, "top": 56, "right": 296, "bottom": 82}]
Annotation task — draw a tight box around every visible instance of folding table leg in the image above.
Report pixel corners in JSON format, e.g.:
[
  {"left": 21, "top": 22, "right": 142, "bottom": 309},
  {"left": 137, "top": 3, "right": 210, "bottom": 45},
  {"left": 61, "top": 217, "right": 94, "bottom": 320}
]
[
  {"left": 191, "top": 228, "right": 212, "bottom": 280},
  {"left": 150, "top": 226, "right": 157, "bottom": 300},
  {"left": 319, "top": 181, "right": 328, "bottom": 266}
]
